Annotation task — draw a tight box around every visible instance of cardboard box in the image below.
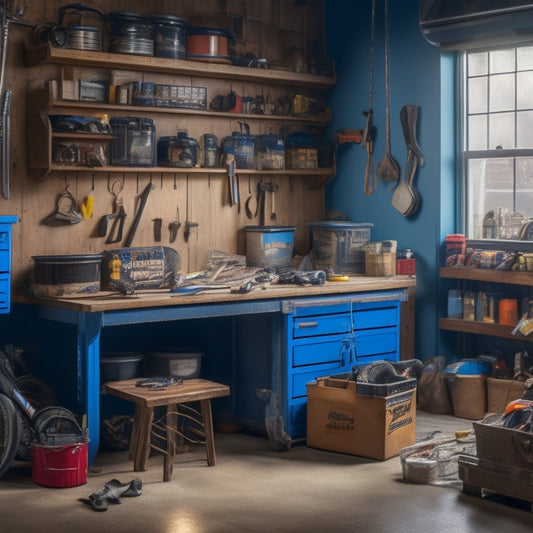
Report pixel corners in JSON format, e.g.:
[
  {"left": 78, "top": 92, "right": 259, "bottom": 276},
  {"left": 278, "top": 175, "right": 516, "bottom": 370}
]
[
  {"left": 306, "top": 377, "right": 416, "bottom": 460},
  {"left": 473, "top": 419, "right": 533, "bottom": 470},
  {"left": 486, "top": 377, "right": 526, "bottom": 413},
  {"left": 365, "top": 252, "right": 395, "bottom": 276}
]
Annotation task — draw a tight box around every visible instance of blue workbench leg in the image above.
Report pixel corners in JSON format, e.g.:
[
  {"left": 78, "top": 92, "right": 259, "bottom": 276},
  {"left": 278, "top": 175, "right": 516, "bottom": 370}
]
[{"left": 77, "top": 312, "right": 102, "bottom": 467}]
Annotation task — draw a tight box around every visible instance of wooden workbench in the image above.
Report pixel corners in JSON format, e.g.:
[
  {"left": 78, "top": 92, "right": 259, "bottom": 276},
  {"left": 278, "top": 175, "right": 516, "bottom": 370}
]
[{"left": 14, "top": 275, "right": 416, "bottom": 466}]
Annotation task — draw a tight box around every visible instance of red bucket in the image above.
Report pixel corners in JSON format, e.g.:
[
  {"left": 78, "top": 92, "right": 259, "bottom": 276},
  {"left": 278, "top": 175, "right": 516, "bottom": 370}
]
[{"left": 31, "top": 441, "right": 88, "bottom": 488}]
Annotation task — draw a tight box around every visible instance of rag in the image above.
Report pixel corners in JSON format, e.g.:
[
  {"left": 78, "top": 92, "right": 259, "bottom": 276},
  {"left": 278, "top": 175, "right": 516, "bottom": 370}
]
[{"left": 85, "top": 478, "right": 142, "bottom": 512}]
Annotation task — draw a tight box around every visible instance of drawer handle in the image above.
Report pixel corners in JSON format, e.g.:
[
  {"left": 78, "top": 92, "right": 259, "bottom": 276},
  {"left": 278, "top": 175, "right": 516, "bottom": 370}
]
[{"left": 297, "top": 321, "right": 318, "bottom": 328}]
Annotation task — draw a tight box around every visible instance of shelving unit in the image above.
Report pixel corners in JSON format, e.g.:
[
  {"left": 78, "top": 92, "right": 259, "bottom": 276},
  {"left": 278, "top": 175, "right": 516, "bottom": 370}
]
[
  {"left": 26, "top": 45, "right": 336, "bottom": 183},
  {"left": 440, "top": 266, "right": 533, "bottom": 343},
  {"left": 25, "top": 44, "right": 337, "bottom": 89}
]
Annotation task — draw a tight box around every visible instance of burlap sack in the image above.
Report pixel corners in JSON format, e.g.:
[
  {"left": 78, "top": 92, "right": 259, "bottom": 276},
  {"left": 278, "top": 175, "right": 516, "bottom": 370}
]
[{"left": 417, "top": 369, "right": 453, "bottom": 414}]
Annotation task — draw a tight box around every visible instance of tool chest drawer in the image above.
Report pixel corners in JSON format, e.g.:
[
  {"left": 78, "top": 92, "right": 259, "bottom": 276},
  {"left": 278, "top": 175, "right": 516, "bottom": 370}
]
[
  {"left": 0, "top": 277, "right": 9, "bottom": 311},
  {"left": 0, "top": 249, "right": 9, "bottom": 273},
  {"left": 292, "top": 337, "right": 351, "bottom": 367},
  {"left": 354, "top": 326, "right": 398, "bottom": 357},
  {"left": 351, "top": 305, "right": 399, "bottom": 330},
  {"left": 291, "top": 364, "right": 344, "bottom": 399},
  {"left": 292, "top": 311, "right": 351, "bottom": 338}
]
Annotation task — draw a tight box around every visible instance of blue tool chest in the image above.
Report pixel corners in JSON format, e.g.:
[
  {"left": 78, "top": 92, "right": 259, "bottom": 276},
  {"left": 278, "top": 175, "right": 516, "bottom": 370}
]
[
  {"left": 0, "top": 216, "right": 17, "bottom": 313},
  {"left": 235, "top": 289, "right": 405, "bottom": 441},
  {"left": 283, "top": 291, "right": 404, "bottom": 438}
]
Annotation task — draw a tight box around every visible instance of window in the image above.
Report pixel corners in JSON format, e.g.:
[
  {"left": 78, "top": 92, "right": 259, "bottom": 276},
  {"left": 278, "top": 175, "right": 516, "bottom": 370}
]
[{"left": 462, "top": 45, "right": 533, "bottom": 241}]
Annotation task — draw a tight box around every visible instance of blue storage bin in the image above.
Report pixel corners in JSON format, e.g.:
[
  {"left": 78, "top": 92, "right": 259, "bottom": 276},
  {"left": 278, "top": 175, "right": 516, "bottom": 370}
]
[{"left": 442, "top": 358, "right": 492, "bottom": 376}]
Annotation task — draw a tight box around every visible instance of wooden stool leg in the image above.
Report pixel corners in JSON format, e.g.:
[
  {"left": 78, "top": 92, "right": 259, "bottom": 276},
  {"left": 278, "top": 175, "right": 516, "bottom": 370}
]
[
  {"left": 134, "top": 407, "right": 154, "bottom": 472},
  {"left": 200, "top": 399, "right": 216, "bottom": 466},
  {"left": 163, "top": 404, "right": 178, "bottom": 482},
  {"left": 129, "top": 404, "right": 142, "bottom": 461}
]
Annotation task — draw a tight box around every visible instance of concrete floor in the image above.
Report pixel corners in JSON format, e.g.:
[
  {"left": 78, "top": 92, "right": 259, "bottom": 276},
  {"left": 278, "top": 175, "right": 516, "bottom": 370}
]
[{"left": 0, "top": 411, "right": 532, "bottom": 533}]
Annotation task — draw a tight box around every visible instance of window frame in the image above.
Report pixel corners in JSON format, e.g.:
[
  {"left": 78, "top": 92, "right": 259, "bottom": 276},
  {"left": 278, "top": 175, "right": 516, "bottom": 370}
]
[{"left": 459, "top": 44, "right": 533, "bottom": 251}]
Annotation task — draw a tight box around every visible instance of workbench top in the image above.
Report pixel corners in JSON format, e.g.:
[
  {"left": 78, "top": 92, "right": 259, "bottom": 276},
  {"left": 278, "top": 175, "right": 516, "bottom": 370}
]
[{"left": 14, "top": 275, "right": 416, "bottom": 313}]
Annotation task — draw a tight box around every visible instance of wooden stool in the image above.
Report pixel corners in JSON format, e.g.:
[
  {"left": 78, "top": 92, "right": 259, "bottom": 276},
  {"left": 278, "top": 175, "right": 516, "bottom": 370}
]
[{"left": 104, "top": 378, "right": 230, "bottom": 481}]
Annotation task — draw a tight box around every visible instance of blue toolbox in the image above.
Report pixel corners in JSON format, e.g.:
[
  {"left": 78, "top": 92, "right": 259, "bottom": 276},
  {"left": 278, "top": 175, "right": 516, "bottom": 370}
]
[{"left": 0, "top": 215, "right": 17, "bottom": 313}]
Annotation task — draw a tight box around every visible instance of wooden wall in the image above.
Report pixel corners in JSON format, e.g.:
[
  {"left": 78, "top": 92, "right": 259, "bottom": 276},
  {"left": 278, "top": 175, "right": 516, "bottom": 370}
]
[{"left": 1, "top": 0, "right": 328, "bottom": 292}]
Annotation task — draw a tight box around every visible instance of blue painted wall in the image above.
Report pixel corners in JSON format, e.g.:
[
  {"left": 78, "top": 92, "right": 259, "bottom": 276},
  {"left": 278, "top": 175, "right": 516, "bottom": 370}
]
[{"left": 325, "top": 0, "right": 457, "bottom": 360}]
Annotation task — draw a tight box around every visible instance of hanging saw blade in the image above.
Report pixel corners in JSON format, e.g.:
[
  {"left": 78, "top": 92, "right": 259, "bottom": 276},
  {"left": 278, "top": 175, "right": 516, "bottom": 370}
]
[{"left": 1, "top": 89, "right": 11, "bottom": 199}]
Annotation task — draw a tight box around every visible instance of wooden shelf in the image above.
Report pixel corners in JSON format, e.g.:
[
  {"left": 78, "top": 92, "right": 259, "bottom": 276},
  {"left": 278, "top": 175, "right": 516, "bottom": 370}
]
[
  {"left": 43, "top": 166, "right": 333, "bottom": 174},
  {"left": 440, "top": 267, "right": 533, "bottom": 287},
  {"left": 30, "top": 165, "right": 336, "bottom": 185},
  {"left": 25, "top": 44, "right": 336, "bottom": 89},
  {"left": 44, "top": 98, "right": 331, "bottom": 125},
  {"left": 440, "top": 317, "right": 533, "bottom": 342}
]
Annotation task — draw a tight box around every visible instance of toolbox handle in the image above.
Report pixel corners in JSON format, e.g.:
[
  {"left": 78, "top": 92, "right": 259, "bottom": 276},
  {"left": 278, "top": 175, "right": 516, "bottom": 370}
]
[{"left": 297, "top": 321, "right": 318, "bottom": 329}]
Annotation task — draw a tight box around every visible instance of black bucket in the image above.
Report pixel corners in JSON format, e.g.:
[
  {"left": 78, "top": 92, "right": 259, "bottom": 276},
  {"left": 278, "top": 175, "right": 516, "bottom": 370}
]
[{"left": 32, "top": 254, "right": 102, "bottom": 298}]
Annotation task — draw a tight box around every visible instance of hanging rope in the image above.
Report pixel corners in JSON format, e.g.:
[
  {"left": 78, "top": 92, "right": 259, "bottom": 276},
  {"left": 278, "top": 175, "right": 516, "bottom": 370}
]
[{"left": 363, "top": 0, "right": 376, "bottom": 196}]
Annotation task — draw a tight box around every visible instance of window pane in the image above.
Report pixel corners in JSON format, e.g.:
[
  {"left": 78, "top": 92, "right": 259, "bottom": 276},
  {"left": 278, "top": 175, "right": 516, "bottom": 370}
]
[
  {"left": 489, "top": 112, "right": 515, "bottom": 149},
  {"left": 489, "top": 73, "right": 515, "bottom": 112},
  {"left": 517, "top": 46, "right": 533, "bottom": 70},
  {"left": 490, "top": 49, "right": 514, "bottom": 74},
  {"left": 516, "top": 157, "right": 533, "bottom": 215},
  {"left": 468, "top": 76, "right": 487, "bottom": 114},
  {"left": 467, "top": 158, "right": 514, "bottom": 239},
  {"left": 468, "top": 51, "right": 488, "bottom": 76},
  {"left": 517, "top": 110, "right": 533, "bottom": 147},
  {"left": 517, "top": 71, "right": 533, "bottom": 109},
  {"left": 468, "top": 115, "right": 487, "bottom": 150}
]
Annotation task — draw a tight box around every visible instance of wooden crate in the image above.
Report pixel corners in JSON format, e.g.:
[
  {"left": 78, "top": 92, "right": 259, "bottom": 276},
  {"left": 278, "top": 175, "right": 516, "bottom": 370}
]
[{"left": 459, "top": 455, "right": 533, "bottom": 512}]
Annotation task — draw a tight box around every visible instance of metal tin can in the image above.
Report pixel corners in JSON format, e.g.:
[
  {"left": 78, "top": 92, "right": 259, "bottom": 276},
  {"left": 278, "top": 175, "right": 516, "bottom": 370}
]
[{"left": 202, "top": 134, "right": 219, "bottom": 168}]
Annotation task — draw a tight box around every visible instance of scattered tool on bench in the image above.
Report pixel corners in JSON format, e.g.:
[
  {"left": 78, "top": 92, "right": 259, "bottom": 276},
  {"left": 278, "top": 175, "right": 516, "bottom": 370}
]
[
  {"left": 170, "top": 284, "right": 231, "bottom": 296},
  {"left": 277, "top": 269, "right": 326, "bottom": 286}
]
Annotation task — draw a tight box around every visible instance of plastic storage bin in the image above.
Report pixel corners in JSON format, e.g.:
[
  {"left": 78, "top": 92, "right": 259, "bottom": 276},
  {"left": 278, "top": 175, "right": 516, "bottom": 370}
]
[
  {"left": 244, "top": 226, "right": 297, "bottom": 268},
  {"left": 109, "top": 117, "right": 156, "bottom": 166},
  {"left": 148, "top": 350, "right": 203, "bottom": 379},
  {"left": 308, "top": 221, "right": 373, "bottom": 274},
  {"left": 100, "top": 353, "right": 145, "bottom": 382}
]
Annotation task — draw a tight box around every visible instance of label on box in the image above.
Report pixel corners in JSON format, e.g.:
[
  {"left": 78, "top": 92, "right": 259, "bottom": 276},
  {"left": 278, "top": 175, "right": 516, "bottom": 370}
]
[
  {"left": 386, "top": 392, "right": 414, "bottom": 434},
  {"left": 324, "top": 408, "right": 355, "bottom": 433}
]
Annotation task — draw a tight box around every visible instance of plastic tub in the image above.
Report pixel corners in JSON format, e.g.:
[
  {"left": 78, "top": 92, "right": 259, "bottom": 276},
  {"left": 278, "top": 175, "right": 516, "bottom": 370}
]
[
  {"left": 308, "top": 221, "right": 373, "bottom": 274},
  {"left": 148, "top": 350, "right": 203, "bottom": 379},
  {"left": 244, "top": 226, "right": 297, "bottom": 268},
  {"left": 100, "top": 353, "right": 145, "bottom": 382}
]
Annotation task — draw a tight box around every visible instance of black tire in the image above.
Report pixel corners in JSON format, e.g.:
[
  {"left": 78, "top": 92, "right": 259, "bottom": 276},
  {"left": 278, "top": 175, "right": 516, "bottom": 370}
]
[
  {"left": 14, "top": 375, "right": 58, "bottom": 461},
  {"left": 0, "top": 393, "right": 22, "bottom": 478}
]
